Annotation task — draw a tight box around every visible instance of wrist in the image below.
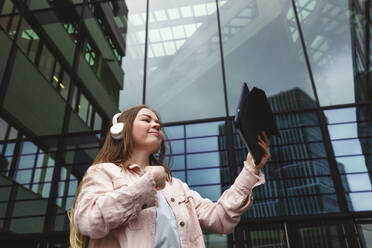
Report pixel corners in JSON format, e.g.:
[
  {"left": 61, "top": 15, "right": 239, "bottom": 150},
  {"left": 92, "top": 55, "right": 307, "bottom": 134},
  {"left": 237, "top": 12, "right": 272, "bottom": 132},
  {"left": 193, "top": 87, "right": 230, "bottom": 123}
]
[{"left": 244, "top": 161, "right": 260, "bottom": 175}]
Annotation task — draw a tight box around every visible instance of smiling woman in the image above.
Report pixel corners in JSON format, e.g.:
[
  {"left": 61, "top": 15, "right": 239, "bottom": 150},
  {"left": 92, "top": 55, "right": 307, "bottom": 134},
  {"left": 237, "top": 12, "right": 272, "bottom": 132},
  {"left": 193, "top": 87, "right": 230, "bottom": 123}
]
[{"left": 68, "top": 104, "right": 269, "bottom": 248}]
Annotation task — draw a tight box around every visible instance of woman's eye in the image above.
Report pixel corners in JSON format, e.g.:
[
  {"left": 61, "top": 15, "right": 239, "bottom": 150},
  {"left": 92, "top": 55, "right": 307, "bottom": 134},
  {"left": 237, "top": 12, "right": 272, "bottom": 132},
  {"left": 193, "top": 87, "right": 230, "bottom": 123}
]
[{"left": 142, "top": 119, "right": 150, "bottom": 122}]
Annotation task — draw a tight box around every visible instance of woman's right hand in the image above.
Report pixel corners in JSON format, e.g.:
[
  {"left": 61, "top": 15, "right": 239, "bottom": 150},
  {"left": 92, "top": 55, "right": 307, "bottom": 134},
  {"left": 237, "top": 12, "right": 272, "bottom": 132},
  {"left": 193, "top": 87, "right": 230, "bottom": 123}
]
[{"left": 144, "top": 166, "right": 166, "bottom": 190}]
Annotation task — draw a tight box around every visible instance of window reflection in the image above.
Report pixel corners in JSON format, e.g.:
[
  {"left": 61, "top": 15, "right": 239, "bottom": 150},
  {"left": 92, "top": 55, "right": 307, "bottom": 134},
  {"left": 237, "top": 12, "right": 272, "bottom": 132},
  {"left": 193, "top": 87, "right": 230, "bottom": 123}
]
[
  {"left": 294, "top": 0, "right": 355, "bottom": 106},
  {"left": 336, "top": 155, "right": 368, "bottom": 173},
  {"left": 168, "top": 140, "right": 184, "bottom": 154},
  {"left": 358, "top": 223, "right": 372, "bottom": 247},
  {"left": 163, "top": 125, "right": 184, "bottom": 139},
  {"left": 9, "top": 216, "right": 44, "bottom": 233},
  {"left": 221, "top": 0, "right": 316, "bottom": 115},
  {"left": 190, "top": 185, "right": 221, "bottom": 202},
  {"left": 296, "top": 224, "right": 344, "bottom": 248},
  {"left": 342, "top": 173, "right": 372, "bottom": 192},
  {"left": 187, "top": 151, "right": 224, "bottom": 169},
  {"left": 146, "top": 0, "right": 226, "bottom": 122},
  {"left": 332, "top": 139, "right": 363, "bottom": 156},
  {"left": 187, "top": 168, "right": 221, "bottom": 185},
  {"left": 167, "top": 154, "right": 185, "bottom": 170},
  {"left": 172, "top": 170, "right": 185, "bottom": 181},
  {"left": 347, "top": 192, "right": 372, "bottom": 211},
  {"left": 186, "top": 137, "right": 219, "bottom": 153},
  {"left": 233, "top": 224, "right": 287, "bottom": 247},
  {"left": 186, "top": 121, "right": 224, "bottom": 138}
]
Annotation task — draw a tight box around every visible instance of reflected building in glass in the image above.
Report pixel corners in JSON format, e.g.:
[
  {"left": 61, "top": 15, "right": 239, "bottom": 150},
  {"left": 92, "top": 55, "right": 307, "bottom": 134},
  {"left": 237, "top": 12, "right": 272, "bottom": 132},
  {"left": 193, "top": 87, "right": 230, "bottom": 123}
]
[{"left": 1, "top": 0, "right": 372, "bottom": 247}]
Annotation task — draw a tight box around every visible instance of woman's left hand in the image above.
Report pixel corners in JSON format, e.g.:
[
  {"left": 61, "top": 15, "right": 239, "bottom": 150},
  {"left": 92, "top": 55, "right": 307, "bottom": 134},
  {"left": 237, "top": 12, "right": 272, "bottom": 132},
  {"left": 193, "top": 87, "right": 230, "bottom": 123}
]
[
  {"left": 246, "top": 131, "right": 271, "bottom": 171},
  {"left": 256, "top": 131, "right": 271, "bottom": 169}
]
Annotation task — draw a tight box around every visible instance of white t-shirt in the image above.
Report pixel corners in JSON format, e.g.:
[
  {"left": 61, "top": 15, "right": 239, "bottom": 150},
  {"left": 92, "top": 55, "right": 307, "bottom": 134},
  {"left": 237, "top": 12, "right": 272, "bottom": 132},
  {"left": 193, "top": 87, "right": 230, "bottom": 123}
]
[{"left": 154, "top": 191, "right": 181, "bottom": 248}]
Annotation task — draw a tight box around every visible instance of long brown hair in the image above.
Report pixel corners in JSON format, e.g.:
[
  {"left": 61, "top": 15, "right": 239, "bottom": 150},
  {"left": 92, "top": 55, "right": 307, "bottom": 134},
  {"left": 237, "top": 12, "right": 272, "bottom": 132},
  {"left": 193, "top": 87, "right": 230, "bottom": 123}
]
[{"left": 68, "top": 104, "right": 171, "bottom": 248}]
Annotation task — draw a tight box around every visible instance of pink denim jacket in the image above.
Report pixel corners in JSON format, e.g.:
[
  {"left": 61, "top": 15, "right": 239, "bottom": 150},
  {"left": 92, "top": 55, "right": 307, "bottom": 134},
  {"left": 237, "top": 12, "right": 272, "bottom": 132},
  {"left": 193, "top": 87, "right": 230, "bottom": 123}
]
[{"left": 74, "top": 157, "right": 265, "bottom": 248}]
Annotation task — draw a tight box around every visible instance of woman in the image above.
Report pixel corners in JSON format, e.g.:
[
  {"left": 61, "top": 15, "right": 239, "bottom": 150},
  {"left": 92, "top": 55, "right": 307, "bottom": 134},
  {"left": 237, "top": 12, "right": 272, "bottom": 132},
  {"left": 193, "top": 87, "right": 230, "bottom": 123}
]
[{"left": 69, "top": 104, "right": 270, "bottom": 248}]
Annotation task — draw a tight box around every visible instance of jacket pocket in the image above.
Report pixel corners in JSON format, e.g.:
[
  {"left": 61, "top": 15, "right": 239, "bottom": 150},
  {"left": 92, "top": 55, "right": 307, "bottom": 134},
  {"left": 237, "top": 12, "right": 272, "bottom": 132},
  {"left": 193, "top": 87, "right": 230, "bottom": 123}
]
[{"left": 176, "top": 194, "right": 203, "bottom": 241}]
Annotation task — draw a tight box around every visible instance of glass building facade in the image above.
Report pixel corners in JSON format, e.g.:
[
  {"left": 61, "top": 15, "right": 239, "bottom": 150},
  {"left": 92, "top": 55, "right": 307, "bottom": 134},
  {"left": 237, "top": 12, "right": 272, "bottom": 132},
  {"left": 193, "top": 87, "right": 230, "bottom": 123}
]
[{"left": 1, "top": 0, "right": 372, "bottom": 247}]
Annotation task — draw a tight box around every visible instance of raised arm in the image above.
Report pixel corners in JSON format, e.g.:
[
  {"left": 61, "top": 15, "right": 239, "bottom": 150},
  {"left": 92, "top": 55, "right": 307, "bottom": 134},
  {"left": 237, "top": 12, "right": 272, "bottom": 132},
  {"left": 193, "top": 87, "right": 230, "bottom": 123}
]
[
  {"left": 182, "top": 155, "right": 265, "bottom": 234},
  {"left": 186, "top": 131, "right": 270, "bottom": 234}
]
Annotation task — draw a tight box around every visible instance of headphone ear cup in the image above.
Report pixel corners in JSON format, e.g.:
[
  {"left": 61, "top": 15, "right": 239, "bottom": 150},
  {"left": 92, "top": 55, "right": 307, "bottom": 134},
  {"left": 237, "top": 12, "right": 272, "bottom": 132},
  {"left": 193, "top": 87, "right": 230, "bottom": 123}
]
[{"left": 110, "top": 122, "right": 124, "bottom": 140}]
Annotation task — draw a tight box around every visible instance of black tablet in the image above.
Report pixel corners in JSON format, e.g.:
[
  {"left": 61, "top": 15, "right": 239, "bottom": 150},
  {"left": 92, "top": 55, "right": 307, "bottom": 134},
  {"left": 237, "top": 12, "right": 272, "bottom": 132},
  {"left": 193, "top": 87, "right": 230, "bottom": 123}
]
[{"left": 234, "top": 83, "right": 279, "bottom": 165}]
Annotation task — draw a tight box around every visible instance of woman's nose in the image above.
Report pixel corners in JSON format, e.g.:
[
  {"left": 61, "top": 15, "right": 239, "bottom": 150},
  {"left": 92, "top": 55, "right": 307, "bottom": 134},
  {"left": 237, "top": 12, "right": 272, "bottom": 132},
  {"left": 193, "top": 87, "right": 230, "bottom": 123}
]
[{"left": 152, "top": 122, "right": 160, "bottom": 130}]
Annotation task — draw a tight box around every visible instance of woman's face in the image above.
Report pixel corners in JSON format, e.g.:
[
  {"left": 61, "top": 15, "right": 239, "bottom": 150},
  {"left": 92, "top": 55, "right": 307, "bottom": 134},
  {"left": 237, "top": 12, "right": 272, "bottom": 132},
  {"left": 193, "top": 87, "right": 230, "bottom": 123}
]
[{"left": 132, "top": 108, "right": 163, "bottom": 153}]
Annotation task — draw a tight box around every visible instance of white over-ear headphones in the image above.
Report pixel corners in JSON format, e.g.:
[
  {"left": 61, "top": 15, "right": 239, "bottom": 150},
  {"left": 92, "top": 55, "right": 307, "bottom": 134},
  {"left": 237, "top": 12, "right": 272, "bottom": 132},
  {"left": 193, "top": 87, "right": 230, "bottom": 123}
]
[{"left": 110, "top": 113, "right": 124, "bottom": 140}]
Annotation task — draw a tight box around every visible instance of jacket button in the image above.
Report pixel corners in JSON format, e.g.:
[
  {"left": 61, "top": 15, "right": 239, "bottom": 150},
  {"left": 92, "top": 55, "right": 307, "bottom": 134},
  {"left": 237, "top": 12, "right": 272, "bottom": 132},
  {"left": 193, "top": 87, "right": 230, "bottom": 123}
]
[
  {"left": 170, "top": 198, "right": 175, "bottom": 202},
  {"left": 179, "top": 221, "right": 185, "bottom": 227},
  {"left": 142, "top": 204, "right": 147, "bottom": 209}
]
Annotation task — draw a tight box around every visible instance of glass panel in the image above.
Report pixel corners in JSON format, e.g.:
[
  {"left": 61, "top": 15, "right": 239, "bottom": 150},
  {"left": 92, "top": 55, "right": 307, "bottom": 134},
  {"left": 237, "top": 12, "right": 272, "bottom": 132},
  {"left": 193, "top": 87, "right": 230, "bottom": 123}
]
[
  {"left": 172, "top": 170, "right": 185, "bottom": 181},
  {"left": 294, "top": 0, "right": 354, "bottom": 106},
  {"left": 15, "top": 169, "right": 33, "bottom": 184},
  {"left": 288, "top": 194, "right": 340, "bottom": 215},
  {"left": 38, "top": 45, "right": 55, "bottom": 81},
  {"left": 187, "top": 167, "right": 222, "bottom": 185},
  {"left": 163, "top": 125, "right": 184, "bottom": 139},
  {"left": 0, "top": 118, "right": 8, "bottom": 140},
  {"left": 342, "top": 173, "right": 372, "bottom": 192},
  {"left": 347, "top": 192, "right": 372, "bottom": 211},
  {"left": 203, "top": 234, "right": 227, "bottom": 248},
  {"left": 17, "top": 154, "right": 36, "bottom": 169},
  {"left": 93, "top": 112, "right": 102, "bottom": 130},
  {"left": 325, "top": 107, "right": 356, "bottom": 124},
  {"left": 68, "top": 180, "right": 78, "bottom": 196},
  {"left": 78, "top": 93, "right": 89, "bottom": 123},
  {"left": 1, "top": 156, "right": 12, "bottom": 173},
  {"left": 186, "top": 121, "right": 224, "bottom": 138},
  {"left": 119, "top": 0, "right": 146, "bottom": 110},
  {"left": 296, "top": 224, "right": 344, "bottom": 248},
  {"left": 20, "top": 141, "right": 38, "bottom": 154},
  {"left": 190, "top": 185, "right": 221, "bottom": 202},
  {"left": 233, "top": 224, "right": 287, "bottom": 248},
  {"left": 9, "top": 216, "right": 45, "bottom": 233},
  {"left": 358, "top": 224, "right": 372, "bottom": 248},
  {"left": 15, "top": 185, "right": 40, "bottom": 200},
  {"left": 8, "top": 127, "right": 18, "bottom": 139},
  {"left": 167, "top": 154, "right": 185, "bottom": 170},
  {"left": 186, "top": 151, "right": 225, "bottom": 169},
  {"left": 332, "top": 139, "right": 363, "bottom": 156},
  {"left": 33, "top": 167, "right": 54, "bottom": 183},
  {"left": 328, "top": 123, "right": 358, "bottom": 140},
  {"left": 16, "top": 18, "right": 40, "bottom": 62},
  {"left": 12, "top": 200, "right": 47, "bottom": 217},
  {"left": 36, "top": 152, "right": 56, "bottom": 167},
  {"left": 284, "top": 176, "right": 336, "bottom": 196},
  {"left": 220, "top": 0, "right": 317, "bottom": 115},
  {"left": 0, "top": 0, "right": 15, "bottom": 15},
  {"left": 60, "top": 71, "right": 70, "bottom": 100},
  {"left": 186, "top": 137, "right": 219, "bottom": 153},
  {"left": 7, "top": 14, "right": 20, "bottom": 39},
  {"left": 5, "top": 142, "right": 15, "bottom": 155},
  {"left": 0, "top": 186, "right": 11, "bottom": 201},
  {"left": 336, "top": 155, "right": 368, "bottom": 173},
  {"left": 0, "top": 203, "right": 7, "bottom": 220},
  {"left": 168, "top": 140, "right": 184, "bottom": 154},
  {"left": 54, "top": 213, "right": 68, "bottom": 232},
  {"left": 146, "top": 0, "right": 226, "bottom": 122}
]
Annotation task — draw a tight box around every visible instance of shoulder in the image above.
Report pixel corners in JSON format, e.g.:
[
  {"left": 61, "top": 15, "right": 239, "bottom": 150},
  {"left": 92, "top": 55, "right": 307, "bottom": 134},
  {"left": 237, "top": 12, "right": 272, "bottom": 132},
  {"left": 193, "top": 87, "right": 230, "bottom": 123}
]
[
  {"left": 168, "top": 176, "right": 190, "bottom": 191},
  {"left": 84, "top": 162, "right": 122, "bottom": 180}
]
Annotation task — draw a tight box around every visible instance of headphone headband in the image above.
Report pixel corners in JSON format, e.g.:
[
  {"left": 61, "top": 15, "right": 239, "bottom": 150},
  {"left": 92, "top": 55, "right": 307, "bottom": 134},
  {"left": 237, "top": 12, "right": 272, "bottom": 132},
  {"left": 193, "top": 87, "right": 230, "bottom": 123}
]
[{"left": 112, "top": 113, "right": 121, "bottom": 125}]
